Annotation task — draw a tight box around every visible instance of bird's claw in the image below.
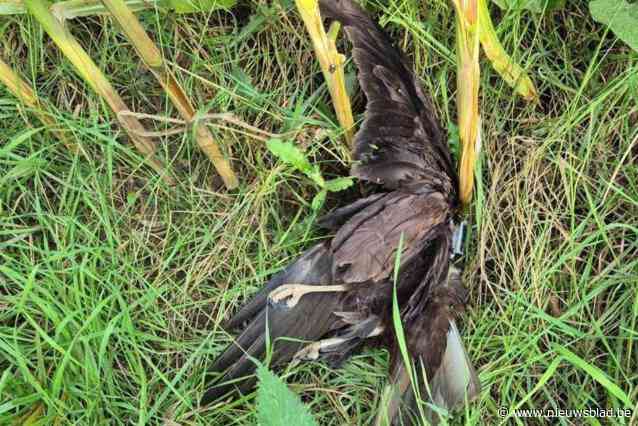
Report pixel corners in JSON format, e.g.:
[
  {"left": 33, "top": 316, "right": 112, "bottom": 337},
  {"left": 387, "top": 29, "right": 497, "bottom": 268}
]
[
  {"left": 293, "top": 341, "right": 322, "bottom": 362},
  {"left": 268, "top": 284, "right": 350, "bottom": 308},
  {"left": 268, "top": 284, "right": 306, "bottom": 308}
]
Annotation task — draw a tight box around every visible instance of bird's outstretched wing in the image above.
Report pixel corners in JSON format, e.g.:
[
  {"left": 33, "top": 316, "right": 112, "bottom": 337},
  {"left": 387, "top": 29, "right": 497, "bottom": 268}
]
[
  {"left": 201, "top": 243, "right": 341, "bottom": 404},
  {"left": 320, "top": 0, "right": 457, "bottom": 194}
]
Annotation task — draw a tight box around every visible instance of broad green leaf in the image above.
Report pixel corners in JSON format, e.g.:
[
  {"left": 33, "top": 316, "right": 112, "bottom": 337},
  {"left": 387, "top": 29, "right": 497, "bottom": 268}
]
[
  {"left": 493, "top": 0, "right": 564, "bottom": 13},
  {"left": 590, "top": 0, "right": 638, "bottom": 52},
  {"left": 324, "top": 177, "right": 354, "bottom": 192},
  {"left": 256, "top": 365, "right": 318, "bottom": 426},
  {"left": 266, "top": 138, "right": 325, "bottom": 187},
  {"left": 266, "top": 138, "right": 313, "bottom": 175},
  {"left": 307, "top": 165, "right": 325, "bottom": 188}
]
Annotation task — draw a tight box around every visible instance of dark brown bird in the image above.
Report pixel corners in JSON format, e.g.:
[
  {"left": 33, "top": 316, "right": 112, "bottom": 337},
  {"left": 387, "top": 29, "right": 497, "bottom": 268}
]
[{"left": 202, "top": 0, "right": 480, "bottom": 423}]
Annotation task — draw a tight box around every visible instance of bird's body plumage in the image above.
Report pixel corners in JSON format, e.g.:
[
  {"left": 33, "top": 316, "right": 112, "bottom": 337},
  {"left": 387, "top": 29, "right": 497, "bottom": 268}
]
[{"left": 202, "top": 0, "right": 480, "bottom": 423}]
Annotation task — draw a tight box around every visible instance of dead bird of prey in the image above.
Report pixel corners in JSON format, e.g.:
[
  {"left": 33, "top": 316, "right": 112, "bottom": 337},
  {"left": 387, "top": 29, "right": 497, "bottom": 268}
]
[{"left": 201, "top": 0, "right": 480, "bottom": 423}]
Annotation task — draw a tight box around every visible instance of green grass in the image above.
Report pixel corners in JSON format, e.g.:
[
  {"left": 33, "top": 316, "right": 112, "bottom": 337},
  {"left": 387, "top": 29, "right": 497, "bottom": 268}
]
[{"left": 1, "top": 0, "right": 637, "bottom": 424}]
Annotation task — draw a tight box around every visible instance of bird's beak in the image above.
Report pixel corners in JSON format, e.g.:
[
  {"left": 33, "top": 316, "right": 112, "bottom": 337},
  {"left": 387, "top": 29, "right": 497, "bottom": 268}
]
[
  {"left": 452, "top": 0, "right": 481, "bottom": 207},
  {"left": 296, "top": 0, "right": 355, "bottom": 149}
]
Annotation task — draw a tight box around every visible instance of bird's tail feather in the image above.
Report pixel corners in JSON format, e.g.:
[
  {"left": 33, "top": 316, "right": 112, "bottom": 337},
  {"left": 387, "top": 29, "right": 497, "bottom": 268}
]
[
  {"left": 428, "top": 319, "right": 480, "bottom": 417},
  {"left": 378, "top": 319, "right": 480, "bottom": 426}
]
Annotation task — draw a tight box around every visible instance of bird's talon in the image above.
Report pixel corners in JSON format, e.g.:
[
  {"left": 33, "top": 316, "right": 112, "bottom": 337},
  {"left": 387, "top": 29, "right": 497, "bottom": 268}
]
[
  {"left": 268, "top": 285, "right": 305, "bottom": 308},
  {"left": 293, "top": 341, "right": 321, "bottom": 361}
]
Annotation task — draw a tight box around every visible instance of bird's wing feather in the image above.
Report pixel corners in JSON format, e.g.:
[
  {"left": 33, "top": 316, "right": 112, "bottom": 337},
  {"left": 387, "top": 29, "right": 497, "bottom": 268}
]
[
  {"left": 224, "top": 243, "right": 331, "bottom": 330},
  {"left": 201, "top": 293, "right": 342, "bottom": 403},
  {"left": 331, "top": 192, "right": 449, "bottom": 284},
  {"left": 201, "top": 243, "right": 342, "bottom": 404},
  {"left": 320, "top": 0, "right": 457, "bottom": 193}
]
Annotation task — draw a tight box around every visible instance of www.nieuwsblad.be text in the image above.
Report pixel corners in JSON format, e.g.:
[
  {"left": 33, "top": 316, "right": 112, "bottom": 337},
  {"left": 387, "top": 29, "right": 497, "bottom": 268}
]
[{"left": 498, "top": 407, "right": 633, "bottom": 419}]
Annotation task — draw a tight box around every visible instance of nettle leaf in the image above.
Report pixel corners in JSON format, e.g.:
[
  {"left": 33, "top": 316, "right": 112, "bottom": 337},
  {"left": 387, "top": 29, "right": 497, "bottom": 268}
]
[
  {"left": 590, "top": 0, "right": 638, "bottom": 52},
  {"left": 493, "top": 0, "right": 564, "bottom": 13},
  {"left": 266, "top": 138, "right": 312, "bottom": 173},
  {"left": 256, "top": 366, "right": 318, "bottom": 426},
  {"left": 324, "top": 177, "right": 355, "bottom": 192},
  {"left": 266, "top": 139, "right": 325, "bottom": 187}
]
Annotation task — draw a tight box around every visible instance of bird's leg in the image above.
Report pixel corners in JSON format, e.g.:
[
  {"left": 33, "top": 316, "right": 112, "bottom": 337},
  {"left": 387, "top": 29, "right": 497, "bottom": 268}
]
[
  {"left": 268, "top": 283, "right": 350, "bottom": 308},
  {"left": 292, "top": 321, "right": 385, "bottom": 364},
  {"left": 292, "top": 336, "right": 347, "bottom": 363}
]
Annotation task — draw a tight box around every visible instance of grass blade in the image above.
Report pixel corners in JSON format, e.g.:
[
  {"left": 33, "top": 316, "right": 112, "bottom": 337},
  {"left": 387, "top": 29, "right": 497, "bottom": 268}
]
[
  {"left": 386, "top": 233, "right": 429, "bottom": 423},
  {"left": 554, "top": 345, "right": 634, "bottom": 408},
  {"left": 0, "top": 55, "right": 78, "bottom": 153},
  {"left": 1, "top": 0, "right": 236, "bottom": 17},
  {"left": 100, "top": 0, "right": 239, "bottom": 188},
  {"left": 23, "top": 0, "right": 174, "bottom": 184}
]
